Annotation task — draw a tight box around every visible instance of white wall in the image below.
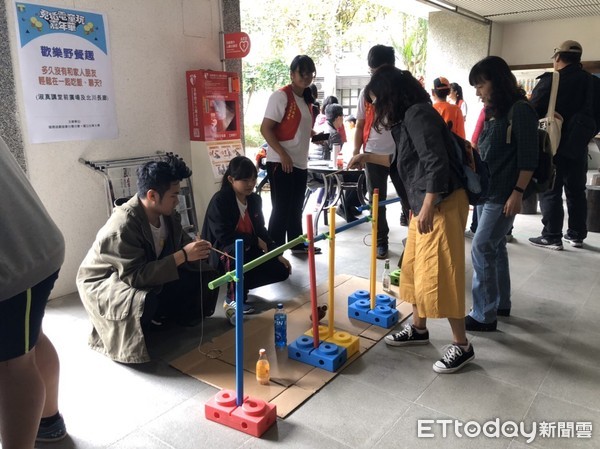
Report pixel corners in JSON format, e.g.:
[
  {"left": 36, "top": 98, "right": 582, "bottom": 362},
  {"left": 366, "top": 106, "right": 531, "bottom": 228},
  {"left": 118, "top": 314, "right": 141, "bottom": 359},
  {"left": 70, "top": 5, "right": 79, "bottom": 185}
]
[
  {"left": 426, "top": 11, "right": 490, "bottom": 140},
  {"left": 499, "top": 16, "right": 600, "bottom": 65},
  {"left": 5, "top": 0, "right": 224, "bottom": 297}
]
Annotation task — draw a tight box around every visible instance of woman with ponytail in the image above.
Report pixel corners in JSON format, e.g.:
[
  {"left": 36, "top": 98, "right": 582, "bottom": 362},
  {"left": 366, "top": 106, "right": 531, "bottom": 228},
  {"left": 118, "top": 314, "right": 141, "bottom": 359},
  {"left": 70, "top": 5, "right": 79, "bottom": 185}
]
[{"left": 260, "top": 55, "right": 319, "bottom": 254}]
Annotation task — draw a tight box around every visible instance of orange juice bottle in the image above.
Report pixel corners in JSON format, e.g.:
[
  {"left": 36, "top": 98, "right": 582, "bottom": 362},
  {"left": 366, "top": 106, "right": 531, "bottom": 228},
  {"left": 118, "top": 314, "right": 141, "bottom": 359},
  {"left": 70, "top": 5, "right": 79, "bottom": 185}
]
[{"left": 256, "top": 348, "right": 270, "bottom": 385}]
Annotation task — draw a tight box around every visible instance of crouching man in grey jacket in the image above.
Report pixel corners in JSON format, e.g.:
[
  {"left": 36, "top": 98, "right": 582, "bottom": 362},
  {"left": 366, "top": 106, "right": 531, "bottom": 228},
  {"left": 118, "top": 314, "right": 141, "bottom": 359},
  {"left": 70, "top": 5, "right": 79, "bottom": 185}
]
[{"left": 77, "top": 155, "right": 217, "bottom": 363}]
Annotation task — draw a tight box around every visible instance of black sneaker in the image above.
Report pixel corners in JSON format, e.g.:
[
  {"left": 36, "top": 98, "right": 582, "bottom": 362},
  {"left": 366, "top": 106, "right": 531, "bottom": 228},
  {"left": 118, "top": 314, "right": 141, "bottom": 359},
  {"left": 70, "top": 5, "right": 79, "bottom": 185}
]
[
  {"left": 529, "top": 236, "right": 563, "bottom": 250},
  {"left": 384, "top": 324, "right": 429, "bottom": 346},
  {"left": 497, "top": 308, "right": 511, "bottom": 317},
  {"left": 291, "top": 244, "right": 322, "bottom": 255},
  {"left": 36, "top": 413, "right": 67, "bottom": 442},
  {"left": 377, "top": 245, "right": 389, "bottom": 259},
  {"left": 563, "top": 234, "right": 583, "bottom": 248},
  {"left": 433, "top": 344, "right": 475, "bottom": 373},
  {"left": 465, "top": 315, "right": 497, "bottom": 331}
]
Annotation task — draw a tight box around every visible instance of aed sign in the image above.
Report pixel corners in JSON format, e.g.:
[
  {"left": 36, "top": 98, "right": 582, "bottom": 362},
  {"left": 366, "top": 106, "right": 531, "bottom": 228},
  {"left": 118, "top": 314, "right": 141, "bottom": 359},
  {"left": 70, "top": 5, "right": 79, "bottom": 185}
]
[{"left": 222, "top": 32, "right": 251, "bottom": 59}]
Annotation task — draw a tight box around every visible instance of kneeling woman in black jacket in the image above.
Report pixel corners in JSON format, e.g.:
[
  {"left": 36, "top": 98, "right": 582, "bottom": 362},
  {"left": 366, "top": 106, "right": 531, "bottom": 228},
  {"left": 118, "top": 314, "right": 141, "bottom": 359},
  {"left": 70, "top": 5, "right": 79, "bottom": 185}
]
[{"left": 202, "top": 156, "right": 291, "bottom": 317}]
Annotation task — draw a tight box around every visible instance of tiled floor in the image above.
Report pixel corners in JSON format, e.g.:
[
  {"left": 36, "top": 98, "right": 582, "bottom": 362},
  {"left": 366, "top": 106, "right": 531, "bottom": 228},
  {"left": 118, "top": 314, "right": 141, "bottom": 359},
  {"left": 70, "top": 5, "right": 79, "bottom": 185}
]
[{"left": 31, "top": 186, "right": 600, "bottom": 448}]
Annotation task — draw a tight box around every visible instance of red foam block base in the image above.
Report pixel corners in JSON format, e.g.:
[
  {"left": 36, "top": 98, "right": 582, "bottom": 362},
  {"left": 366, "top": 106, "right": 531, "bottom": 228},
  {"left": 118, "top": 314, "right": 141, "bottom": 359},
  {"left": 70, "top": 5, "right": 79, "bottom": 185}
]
[{"left": 205, "top": 389, "right": 277, "bottom": 437}]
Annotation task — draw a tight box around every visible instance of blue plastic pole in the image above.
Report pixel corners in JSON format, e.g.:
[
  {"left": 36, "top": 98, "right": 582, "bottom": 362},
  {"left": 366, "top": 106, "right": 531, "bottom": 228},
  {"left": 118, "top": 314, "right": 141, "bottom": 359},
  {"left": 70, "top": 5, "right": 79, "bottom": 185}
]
[
  {"left": 328, "top": 215, "right": 370, "bottom": 234},
  {"left": 356, "top": 196, "right": 401, "bottom": 212},
  {"left": 235, "top": 239, "right": 244, "bottom": 406}
]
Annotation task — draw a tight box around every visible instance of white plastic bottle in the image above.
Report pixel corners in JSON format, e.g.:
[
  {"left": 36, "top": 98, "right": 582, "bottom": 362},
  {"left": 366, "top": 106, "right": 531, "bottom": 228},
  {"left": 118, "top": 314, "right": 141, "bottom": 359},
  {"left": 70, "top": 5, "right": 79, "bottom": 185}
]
[
  {"left": 331, "top": 143, "right": 341, "bottom": 169},
  {"left": 382, "top": 258, "right": 391, "bottom": 292}
]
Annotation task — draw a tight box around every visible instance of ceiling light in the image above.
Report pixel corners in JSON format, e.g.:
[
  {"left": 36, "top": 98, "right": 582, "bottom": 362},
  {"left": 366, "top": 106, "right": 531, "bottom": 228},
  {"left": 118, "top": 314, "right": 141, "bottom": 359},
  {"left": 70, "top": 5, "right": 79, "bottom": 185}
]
[{"left": 420, "top": 0, "right": 457, "bottom": 12}]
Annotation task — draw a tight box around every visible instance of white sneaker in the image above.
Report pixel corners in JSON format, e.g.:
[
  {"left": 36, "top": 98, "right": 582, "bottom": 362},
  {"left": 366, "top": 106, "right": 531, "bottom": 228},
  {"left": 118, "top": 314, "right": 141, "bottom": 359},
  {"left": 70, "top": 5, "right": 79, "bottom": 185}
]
[{"left": 224, "top": 302, "right": 236, "bottom": 326}]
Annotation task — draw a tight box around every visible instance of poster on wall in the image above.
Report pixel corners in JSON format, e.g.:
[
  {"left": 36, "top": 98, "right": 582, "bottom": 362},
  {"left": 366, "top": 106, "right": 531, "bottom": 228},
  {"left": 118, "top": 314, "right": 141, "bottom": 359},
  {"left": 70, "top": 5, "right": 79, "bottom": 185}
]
[
  {"left": 206, "top": 140, "right": 244, "bottom": 178},
  {"left": 13, "top": 2, "right": 118, "bottom": 143}
]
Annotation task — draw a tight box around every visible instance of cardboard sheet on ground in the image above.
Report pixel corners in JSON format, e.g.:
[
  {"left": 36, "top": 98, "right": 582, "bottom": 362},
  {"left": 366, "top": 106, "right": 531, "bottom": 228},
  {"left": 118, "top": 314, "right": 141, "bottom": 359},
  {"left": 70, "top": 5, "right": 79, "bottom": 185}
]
[{"left": 170, "top": 274, "right": 412, "bottom": 418}]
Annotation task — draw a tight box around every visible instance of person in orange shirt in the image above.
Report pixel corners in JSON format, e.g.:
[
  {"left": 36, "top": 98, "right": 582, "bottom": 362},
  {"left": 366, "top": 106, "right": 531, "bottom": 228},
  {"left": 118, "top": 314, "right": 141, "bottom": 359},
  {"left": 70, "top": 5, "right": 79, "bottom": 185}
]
[{"left": 431, "top": 76, "right": 466, "bottom": 139}]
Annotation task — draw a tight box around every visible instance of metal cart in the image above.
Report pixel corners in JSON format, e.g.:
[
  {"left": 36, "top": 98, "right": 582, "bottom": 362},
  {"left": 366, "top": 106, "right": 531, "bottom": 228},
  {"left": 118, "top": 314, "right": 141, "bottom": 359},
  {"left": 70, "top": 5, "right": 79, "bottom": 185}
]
[{"left": 79, "top": 152, "right": 199, "bottom": 237}]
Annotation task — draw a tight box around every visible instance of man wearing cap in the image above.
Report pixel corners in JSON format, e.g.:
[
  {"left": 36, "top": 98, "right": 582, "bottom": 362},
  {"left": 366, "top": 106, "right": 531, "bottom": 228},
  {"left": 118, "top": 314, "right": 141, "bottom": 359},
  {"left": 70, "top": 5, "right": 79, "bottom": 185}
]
[
  {"left": 354, "top": 45, "right": 411, "bottom": 258},
  {"left": 529, "top": 40, "right": 600, "bottom": 250},
  {"left": 431, "top": 76, "right": 466, "bottom": 139}
]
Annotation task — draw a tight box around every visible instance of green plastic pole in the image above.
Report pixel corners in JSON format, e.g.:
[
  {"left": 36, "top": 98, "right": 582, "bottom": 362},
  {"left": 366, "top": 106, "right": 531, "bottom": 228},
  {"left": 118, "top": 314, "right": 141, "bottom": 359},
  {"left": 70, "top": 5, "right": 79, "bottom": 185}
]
[{"left": 208, "top": 235, "right": 306, "bottom": 290}]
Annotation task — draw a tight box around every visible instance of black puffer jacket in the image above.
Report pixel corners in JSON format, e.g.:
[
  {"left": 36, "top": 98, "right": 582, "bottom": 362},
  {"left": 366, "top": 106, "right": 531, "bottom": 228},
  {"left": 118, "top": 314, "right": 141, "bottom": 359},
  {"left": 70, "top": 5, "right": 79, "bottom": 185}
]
[{"left": 201, "top": 188, "right": 275, "bottom": 272}]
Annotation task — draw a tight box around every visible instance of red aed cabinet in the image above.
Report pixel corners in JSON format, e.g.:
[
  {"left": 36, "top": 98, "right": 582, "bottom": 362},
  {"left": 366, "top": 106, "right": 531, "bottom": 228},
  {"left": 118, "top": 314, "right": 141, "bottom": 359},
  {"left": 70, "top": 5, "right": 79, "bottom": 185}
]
[{"left": 186, "top": 70, "right": 241, "bottom": 141}]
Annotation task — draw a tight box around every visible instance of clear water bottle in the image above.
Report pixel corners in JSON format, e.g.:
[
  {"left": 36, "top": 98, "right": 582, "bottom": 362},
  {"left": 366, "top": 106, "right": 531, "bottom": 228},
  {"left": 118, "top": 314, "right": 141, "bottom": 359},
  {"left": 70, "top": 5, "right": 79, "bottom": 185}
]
[
  {"left": 274, "top": 303, "right": 287, "bottom": 347},
  {"left": 331, "top": 143, "right": 340, "bottom": 169},
  {"left": 256, "top": 348, "right": 270, "bottom": 385},
  {"left": 382, "top": 258, "right": 391, "bottom": 292}
]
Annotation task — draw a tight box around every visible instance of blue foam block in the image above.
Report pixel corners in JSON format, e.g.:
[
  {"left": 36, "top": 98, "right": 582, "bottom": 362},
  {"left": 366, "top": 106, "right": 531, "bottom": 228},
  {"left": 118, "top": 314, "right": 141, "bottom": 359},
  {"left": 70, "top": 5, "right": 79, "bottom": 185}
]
[
  {"left": 288, "top": 336, "right": 347, "bottom": 372},
  {"left": 375, "top": 293, "right": 396, "bottom": 309},
  {"left": 348, "top": 290, "right": 396, "bottom": 309},
  {"left": 347, "top": 289, "right": 370, "bottom": 305},
  {"left": 348, "top": 299, "right": 400, "bottom": 328}
]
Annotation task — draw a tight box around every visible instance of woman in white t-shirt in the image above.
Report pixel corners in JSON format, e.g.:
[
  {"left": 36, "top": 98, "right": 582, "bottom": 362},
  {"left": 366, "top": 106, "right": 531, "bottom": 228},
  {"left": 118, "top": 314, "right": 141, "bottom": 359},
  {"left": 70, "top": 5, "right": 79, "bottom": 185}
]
[{"left": 260, "top": 55, "right": 318, "bottom": 254}]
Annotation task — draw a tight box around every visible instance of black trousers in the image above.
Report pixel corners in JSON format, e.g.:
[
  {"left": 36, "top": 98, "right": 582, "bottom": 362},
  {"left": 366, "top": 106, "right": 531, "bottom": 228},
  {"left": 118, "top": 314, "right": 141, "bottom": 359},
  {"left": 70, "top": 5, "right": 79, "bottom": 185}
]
[
  {"left": 142, "top": 267, "right": 218, "bottom": 325},
  {"left": 389, "top": 162, "right": 411, "bottom": 218},
  {"left": 539, "top": 152, "right": 588, "bottom": 240},
  {"left": 365, "top": 162, "right": 391, "bottom": 246},
  {"left": 266, "top": 162, "right": 307, "bottom": 248}
]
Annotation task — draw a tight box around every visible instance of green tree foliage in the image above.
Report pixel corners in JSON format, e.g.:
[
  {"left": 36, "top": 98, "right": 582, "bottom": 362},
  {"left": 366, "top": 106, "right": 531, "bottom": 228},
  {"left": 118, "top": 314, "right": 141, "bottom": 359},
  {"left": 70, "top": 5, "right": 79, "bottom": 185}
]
[
  {"left": 240, "top": 0, "right": 428, "bottom": 103},
  {"left": 243, "top": 58, "right": 289, "bottom": 106},
  {"left": 392, "top": 16, "right": 428, "bottom": 77}
]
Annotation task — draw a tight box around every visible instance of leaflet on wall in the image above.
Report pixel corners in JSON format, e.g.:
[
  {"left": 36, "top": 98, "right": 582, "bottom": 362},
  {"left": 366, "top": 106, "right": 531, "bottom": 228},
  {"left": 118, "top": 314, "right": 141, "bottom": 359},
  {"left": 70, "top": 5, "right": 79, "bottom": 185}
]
[
  {"left": 13, "top": 2, "right": 117, "bottom": 143},
  {"left": 206, "top": 140, "right": 244, "bottom": 178}
]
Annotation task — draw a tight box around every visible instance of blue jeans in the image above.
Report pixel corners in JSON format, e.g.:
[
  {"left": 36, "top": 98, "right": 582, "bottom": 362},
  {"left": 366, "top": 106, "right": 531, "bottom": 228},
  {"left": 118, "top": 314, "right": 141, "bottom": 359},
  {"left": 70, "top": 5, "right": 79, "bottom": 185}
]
[{"left": 470, "top": 202, "right": 515, "bottom": 323}]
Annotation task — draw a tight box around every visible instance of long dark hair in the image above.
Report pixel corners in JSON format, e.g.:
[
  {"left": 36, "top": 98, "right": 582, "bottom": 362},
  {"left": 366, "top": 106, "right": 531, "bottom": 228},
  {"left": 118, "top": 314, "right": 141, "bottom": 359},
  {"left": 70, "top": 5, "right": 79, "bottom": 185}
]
[
  {"left": 321, "top": 95, "right": 339, "bottom": 113},
  {"left": 290, "top": 55, "right": 316, "bottom": 105},
  {"left": 364, "top": 66, "right": 431, "bottom": 131},
  {"left": 221, "top": 156, "right": 257, "bottom": 190},
  {"left": 450, "top": 82, "right": 464, "bottom": 103},
  {"left": 468, "top": 56, "right": 527, "bottom": 119}
]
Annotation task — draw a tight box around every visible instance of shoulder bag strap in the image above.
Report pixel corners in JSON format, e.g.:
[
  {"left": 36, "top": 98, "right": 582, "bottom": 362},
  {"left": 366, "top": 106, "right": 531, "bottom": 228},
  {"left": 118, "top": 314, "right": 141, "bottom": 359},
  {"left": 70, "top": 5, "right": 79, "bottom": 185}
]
[{"left": 546, "top": 71, "right": 559, "bottom": 119}]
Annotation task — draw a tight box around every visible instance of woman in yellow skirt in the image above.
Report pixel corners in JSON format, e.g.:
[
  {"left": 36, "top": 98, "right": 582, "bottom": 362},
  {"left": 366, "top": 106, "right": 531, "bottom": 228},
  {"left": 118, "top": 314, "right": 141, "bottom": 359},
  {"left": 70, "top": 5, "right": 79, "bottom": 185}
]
[{"left": 348, "top": 66, "right": 473, "bottom": 373}]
